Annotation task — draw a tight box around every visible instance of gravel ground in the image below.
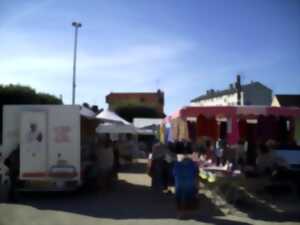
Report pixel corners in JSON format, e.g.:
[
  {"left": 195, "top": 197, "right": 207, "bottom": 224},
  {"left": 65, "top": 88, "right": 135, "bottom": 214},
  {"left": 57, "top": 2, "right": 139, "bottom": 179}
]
[{"left": 0, "top": 160, "right": 299, "bottom": 225}]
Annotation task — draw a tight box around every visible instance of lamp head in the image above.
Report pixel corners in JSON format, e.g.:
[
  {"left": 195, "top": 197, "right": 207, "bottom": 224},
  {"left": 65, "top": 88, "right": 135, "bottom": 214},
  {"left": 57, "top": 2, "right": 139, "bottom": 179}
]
[{"left": 72, "top": 22, "right": 82, "bottom": 27}]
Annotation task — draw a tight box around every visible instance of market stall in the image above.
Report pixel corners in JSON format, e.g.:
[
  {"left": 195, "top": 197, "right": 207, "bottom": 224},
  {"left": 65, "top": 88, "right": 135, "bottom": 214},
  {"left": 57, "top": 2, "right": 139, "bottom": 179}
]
[
  {"left": 162, "top": 106, "right": 300, "bottom": 144},
  {"left": 160, "top": 106, "right": 300, "bottom": 166},
  {"left": 160, "top": 106, "right": 300, "bottom": 213},
  {"left": 96, "top": 109, "right": 131, "bottom": 125}
]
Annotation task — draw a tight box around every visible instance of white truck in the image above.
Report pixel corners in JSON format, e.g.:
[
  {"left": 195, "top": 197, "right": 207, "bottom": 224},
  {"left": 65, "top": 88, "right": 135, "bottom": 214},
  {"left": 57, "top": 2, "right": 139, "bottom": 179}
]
[{"left": 0, "top": 105, "right": 99, "bottom": 195}]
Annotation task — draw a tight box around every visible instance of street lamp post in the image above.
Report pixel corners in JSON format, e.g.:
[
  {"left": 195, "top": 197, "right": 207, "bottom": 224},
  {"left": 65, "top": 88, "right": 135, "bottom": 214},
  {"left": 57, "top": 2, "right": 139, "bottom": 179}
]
[{"left": 72, "top": 21, "right": 82, "bottom": 105}]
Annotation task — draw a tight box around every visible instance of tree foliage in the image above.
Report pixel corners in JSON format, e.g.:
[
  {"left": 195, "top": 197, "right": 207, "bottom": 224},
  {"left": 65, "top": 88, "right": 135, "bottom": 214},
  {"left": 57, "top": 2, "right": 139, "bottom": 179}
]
[
  {"left": 0, "top": 84, "right": 62, "bottom": 143},
  {"left": 0, "top": 84, "right": 62, "bottom": 105},
  {"left": 115, "top": 105, "right": 164, "bottom": 122}
]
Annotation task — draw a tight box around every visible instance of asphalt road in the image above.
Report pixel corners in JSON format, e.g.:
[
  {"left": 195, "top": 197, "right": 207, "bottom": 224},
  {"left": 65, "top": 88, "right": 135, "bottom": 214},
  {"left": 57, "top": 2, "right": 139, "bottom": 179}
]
[{"left": 0, "top": 160, "right": 299, "bottom": 225}]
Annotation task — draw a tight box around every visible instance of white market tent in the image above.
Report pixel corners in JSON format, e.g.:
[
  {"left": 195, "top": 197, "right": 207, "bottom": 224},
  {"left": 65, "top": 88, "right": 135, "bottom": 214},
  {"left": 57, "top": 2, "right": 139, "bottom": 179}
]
[
  {"left": 133, "top": 118, "right": 163, "bottom": 128},
  {"left": 96, "top": 109, "right": 130, "bottom": 125},
  {"left": 136, "top": 128, "right": 155, "bottom": 135},
  {"left": 80, "top": 106, "right": 96, "bottom": 118},
  {"left": 96, "top": 123, "right": 137, "bottom": 134},
  {"left": 95, "top": 109, "right": 155, "bottom": 135}
]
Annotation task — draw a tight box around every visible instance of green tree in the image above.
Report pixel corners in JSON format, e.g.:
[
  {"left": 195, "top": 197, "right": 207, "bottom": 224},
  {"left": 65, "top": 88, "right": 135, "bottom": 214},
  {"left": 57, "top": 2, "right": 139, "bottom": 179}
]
[
  {"left": 0, "top": 84, "right": 62, "bottom": 105},
  {"left": 115, "top": 104, "right": 164, "bottom": 122},
  {"left": 0, "top": 84, "right": 62, "bottom": 143}
]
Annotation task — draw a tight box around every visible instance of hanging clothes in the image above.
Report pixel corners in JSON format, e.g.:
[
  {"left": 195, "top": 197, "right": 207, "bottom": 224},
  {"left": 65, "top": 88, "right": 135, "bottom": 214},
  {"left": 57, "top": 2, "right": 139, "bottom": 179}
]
[
  {"left": 178, "top": 118, "right": 190, "bottom": 142},
  {"left": 278, "top": 116, "right": 289, "bottom": 145},
  {"left": 238, "top": 118, "right": 247, "bottom": 141},
  {"left": 196, "top": 114, "right": 208, "bottom": 138},
  {"left": 288, "top": 118, "right": 295, "bottom": 144},
  {"left": 256, "top": 115, "right": 266, "bottom": 143},
  {"left": 227, "top": 118, "right": 232, "bottom": 134},
  {"left": 170, "top": 118, "right": 190, "bottom": 142},
  {"left": 159, "top": 123, "right": 165, "bottom": 144},
  {"left": 294, "top": 118, "right": 300, "bottom": 145},
  {"left": 187, "top": 121, "right": 197, "bottom": 142},
  {"left": 264, "top": 115, "right": 279, "bottom": 142},
  {"left": 219, "top": 121, "right": 227, "bottom": 140},
  {"left": 171, "top": 119, "right": 179, "bottom": 141},
  {"left": 166, "top": 123, "right": 174, "bottom": 143},
  {"left": 268, "top": 115, "right": 279, "bottom": 141},
  {"left": 227, "top": 116, "right": 239, "bottom": 145},
  {"left": 256, "top": 115, "right": 279, "bottom": 143},
  {"left": 155, "top": 125, "right": 160, "bottom": 141},
  {"left": 246, "top": 123, "right": 256, "bottom": 144},
  {"left": 164, "top": 125, "right": 170, "bottom": 144},
  {"left": 207, "top": 117, "right": 219, "bottom": 141}
]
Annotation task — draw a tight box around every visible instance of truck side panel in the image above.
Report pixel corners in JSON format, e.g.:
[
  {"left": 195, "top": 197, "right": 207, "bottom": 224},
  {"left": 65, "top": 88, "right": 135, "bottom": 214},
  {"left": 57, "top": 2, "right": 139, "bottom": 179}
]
[
  {"left": 20, "top": 112, "right": 48, "bottom": 180},
  {"left": 1, "top": 105, "right": 81, "bottom": 184},
  {"left": 1, "top": 106, "right": 22, "bottom": 159}
]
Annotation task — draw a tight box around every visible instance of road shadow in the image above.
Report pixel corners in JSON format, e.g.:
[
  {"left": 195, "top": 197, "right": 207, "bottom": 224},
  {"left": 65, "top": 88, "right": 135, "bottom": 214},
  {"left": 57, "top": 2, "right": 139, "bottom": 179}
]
[
  {"left": 217, "top": 178, "right": 300, "bottom": 223},
  {"left": 15, "top": 181, "right": 250, "bottom": 225},
  {"left": 10, "top": 161, "right": 250, "bottom": 224},
  {"left": 231, "top": 193, "right": 300, "bottom": 223},
  {"left": 119, "top": 160, "right": 147, "bottom": 174}
]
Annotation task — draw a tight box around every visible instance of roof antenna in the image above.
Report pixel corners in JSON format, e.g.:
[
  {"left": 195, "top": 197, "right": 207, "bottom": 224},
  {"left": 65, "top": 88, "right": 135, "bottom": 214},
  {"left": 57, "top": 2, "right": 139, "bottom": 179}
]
[
  {"left": 236, "top": 74, "right": 242, "bottom": 106},
  {"left": 155, "top": 78, "right": 161, "bottom": 91}
]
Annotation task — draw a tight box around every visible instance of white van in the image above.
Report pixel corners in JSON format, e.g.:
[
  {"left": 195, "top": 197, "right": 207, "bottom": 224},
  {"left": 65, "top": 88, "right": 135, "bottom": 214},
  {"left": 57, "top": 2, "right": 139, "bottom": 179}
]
[{"left": 0, "top": 105, "right": 100, "bottom": 192}]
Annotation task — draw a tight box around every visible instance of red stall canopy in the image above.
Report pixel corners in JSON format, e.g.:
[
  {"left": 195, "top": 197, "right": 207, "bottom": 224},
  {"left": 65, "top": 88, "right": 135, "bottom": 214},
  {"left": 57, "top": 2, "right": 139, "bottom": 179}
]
[{"left": 169, "top": 106, "right": 300, "bottom": 120}]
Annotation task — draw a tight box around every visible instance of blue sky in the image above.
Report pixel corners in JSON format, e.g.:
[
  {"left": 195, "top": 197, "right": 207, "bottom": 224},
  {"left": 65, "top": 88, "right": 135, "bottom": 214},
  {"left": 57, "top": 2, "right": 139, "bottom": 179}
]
[{"left": 0, "top": 0, "right": 299, "bottom": 114}]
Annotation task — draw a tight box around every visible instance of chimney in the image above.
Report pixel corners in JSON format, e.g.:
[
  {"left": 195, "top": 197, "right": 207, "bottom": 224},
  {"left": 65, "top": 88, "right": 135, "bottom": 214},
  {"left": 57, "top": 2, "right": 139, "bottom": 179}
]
[
  {"left": 206, "top": 89, "right": 215, "bottom": 95},
  {"left": 236, "top": 74, "right": 242, "bottom": 105}
]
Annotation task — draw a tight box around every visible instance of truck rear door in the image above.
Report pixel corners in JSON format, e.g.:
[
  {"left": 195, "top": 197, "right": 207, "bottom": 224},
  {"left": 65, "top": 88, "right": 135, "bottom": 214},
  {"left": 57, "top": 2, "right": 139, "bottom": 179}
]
[{"left": 20, "top": 112, "right": 48, "bottom": 180}]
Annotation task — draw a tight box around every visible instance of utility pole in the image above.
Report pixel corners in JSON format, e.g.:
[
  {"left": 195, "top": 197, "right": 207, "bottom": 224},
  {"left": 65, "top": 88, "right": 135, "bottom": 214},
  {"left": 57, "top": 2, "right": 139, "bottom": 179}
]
[
  {"left": 236, "top": 74, "right": 242, "bottom": 106},
  {"left": 72, "top": 21, "right": 82, "bottom": 105}
]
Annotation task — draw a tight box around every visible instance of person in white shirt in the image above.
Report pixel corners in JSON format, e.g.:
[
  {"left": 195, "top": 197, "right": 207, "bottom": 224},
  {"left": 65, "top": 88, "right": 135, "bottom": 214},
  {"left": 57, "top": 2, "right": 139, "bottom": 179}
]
[
  {"left": 96, "top": 136, "right": 114, "bottom": 190},
  {"left": 215, "top": 139, "right": 225, "bottom": 166}
]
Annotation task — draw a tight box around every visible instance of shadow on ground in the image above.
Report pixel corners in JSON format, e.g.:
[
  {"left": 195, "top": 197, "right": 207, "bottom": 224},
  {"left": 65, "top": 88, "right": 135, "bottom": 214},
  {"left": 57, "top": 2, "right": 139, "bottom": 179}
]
[
  {"left": 119, "top": 161, "right": 147, "bottom": 174},
  {"left": 16, "top": 183, "right": 249, "bottom": 225},
  {"left": 215, "top": 177, "right": 300, "bottom": 223},
  {"left": 231, "top": 192, "right": 300, "bottom": 223},
  {"left": 12, "top": 161, "right": 252, "bottom": 224}
]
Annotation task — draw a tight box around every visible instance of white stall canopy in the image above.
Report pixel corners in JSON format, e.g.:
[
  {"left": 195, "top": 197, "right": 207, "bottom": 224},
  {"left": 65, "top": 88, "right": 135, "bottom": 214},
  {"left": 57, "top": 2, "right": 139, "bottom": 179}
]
[
  {"left": 96, "top": 109, "right": 130, "bottom": 125},
  {"left": 80, "top": 106, "right": 96, "bottom": 118},
  {"left": 96, "top": 123, "right": 137, "bottom": 134}
]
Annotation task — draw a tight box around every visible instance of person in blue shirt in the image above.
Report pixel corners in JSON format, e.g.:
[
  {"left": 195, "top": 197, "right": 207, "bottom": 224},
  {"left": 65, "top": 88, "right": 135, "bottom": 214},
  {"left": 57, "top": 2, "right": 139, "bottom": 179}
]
[{"left": 173, "top": 149, "right": 199, "bottom": 218}]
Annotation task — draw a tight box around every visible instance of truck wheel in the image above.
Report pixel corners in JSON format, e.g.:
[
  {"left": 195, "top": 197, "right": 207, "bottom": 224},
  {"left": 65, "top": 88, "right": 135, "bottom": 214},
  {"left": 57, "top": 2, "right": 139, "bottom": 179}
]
[
  {"left": 0, "top": 176, "right": 11, "bottom": 203},
  {"left": 8, "top": 180, "right": 21, "bottom": 203}
]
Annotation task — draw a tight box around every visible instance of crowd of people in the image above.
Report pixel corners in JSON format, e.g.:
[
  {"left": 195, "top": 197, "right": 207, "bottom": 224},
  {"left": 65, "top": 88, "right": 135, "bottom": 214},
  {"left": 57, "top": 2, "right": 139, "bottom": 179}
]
[
  {"left": 145, "top": 137, "right": 287, "bottom": 217},
  {"left": 93, "top": 133, "right": 147, "bottom": 191},
  {"left": 93, "top": 131, "right": 289, "bottom": 218}
]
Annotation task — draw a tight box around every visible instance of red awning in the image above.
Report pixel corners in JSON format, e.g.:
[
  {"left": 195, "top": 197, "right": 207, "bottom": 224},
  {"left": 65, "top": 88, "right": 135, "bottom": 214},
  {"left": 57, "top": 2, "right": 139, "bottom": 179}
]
[
  {"left": 180, "top": 106, "right": 236, "bottom": 118},
  {"left": 169, "top": 106, "right": 300, "bottom": 120},
  {"left": 266, "top": 107, "right": 300, "bottom": 117}
]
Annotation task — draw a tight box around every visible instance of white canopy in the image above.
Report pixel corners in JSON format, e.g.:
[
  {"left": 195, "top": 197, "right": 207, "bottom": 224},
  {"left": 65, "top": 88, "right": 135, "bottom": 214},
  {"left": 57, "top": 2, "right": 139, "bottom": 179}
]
[
  {"left": 136, "top": 128, "right": 155, "bottom": 136},
  {"left": 133, "top": 118, "right": 163, "bottom": 128},
  {"left": 96, "top": 123, "right": 137, "bottom": 134},
  {"left": 80, "top": 106, "right": 96, "bottom": 118},
  {"left": 96, "top": 109, "right": 130, "bottom": 124}
]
